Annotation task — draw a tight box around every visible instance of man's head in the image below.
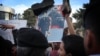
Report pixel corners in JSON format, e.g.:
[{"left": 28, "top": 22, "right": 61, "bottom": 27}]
[
  {"left": 0, "top": 36, "right": 13, "bottom": 56},
  {"left": 17, "top": 28, "right": 48, "bottom": 56},
  {"left": 58, "top": 35, "right": 86, "bottom": 56},
  {"left": 83, "top": 0, "right": 100, "bottom": 55}
]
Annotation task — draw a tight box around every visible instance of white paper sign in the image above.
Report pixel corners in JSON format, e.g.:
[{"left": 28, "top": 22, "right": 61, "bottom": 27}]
[{"left": 0, "top": 20, "right": 27, "bottom": 44}]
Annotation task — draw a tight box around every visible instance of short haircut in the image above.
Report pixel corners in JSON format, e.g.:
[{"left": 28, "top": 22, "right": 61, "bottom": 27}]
[
  {"left": 83, "top": 0, "right": 100, "bottom": 44},
  {"left": 62, "top": 35, "right": 86, "bottom": 56}
]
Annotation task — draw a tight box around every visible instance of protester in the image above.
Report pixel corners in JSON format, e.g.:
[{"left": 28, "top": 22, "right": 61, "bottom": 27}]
[
  {"left": 83, "top": 0, "right": 100, "bottom": 55},
  {"left": 58, "top": 35, "right": 86, "bottom": 56},
  {"left": 0, "top": 36, "right": 14, "bottom": 56},
  {"left": 17, "top": 28, "right": 48, "bottom": 56}
]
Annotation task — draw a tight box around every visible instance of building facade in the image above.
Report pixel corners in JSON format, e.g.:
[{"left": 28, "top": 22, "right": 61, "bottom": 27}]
[{"left": 0, "top": 4, "right": 15, "bottom": 20}]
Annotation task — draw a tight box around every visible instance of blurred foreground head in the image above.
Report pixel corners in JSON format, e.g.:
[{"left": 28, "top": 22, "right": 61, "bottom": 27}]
[
  {"left": 0, "top": 36, "right": 13, "bottom": 56},
  {"left": 83, "top": 0, "right": 100, "bottom": 55},
  {"left": 58, "top": 35, "right": 86, "bottom": 56},
  {"left": 62, "top": 0, "right": 71, "bottom": 16},
  {"left": 17, "top": 28, "right": 48, "bottom": 56},
  {"left": 31, "top": 0, "right": 72, "bottom": 16}
]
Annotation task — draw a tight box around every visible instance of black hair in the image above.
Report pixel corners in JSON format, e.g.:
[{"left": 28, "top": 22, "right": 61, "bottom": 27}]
[
  {"left": 17, "top": 28, "right": 48, "bottom": 48},
  {"left": 62, "top": 35, "right": 86, "bottom": 56},
  {"left": 0, "top": 36, "right": 6, "bottom": 56},
  {"left": 0, "top": 36, "right": 13, "bottom": 56},
  {"left": 48, "top": 43, "right": 52, "bottom": 47},
  {"left": 83, "top": 0, "right": 100, "bottom": 44},
  {"left": 12, "top": 29, "right": 18, "bottom": 45},
  {"left": 52, "top": 42, "right": 60, "bottom": 50}
]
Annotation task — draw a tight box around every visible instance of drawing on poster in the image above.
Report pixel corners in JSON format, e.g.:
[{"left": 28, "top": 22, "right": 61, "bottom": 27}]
[{"left": 38, "top": 5, "right": 67, "bottom": 42}]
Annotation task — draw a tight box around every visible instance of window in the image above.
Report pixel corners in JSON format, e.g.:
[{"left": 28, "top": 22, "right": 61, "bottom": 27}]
[{"left": 0, "top": 11, "right": 5, "bottom": 19}]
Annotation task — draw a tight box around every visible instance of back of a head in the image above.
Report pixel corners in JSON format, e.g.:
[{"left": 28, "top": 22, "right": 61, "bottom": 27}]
[
  {"left": 0, "top": 36, "right": 6, "bottom": 56},
  {"left": 83, "top": 0, "right": 100, "bottom": 44},
  {"left": 17, "top": 28, "right": 48, "bottom": 56},
  {"left": 17, "top": 28, "right": 48, "bottom": 48},
  {"left": 0, "top": 36, "right": 13, "bottom": 56},
  {"left": 62, "top": 35, "right": 86, "bottom": 56}
]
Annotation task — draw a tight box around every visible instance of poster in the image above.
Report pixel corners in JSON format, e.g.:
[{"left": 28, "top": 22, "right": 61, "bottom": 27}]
[
  {"left": 0, "top": 20, "right": 27, "bottom": 44},
  {"left": 37, "top": 5, "right": 67, "bottom": 42}
]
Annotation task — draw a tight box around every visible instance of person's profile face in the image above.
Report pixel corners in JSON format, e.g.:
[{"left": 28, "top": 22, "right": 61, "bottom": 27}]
[{"left": 58, "top": 42, "right": 66, "bottom": 56}]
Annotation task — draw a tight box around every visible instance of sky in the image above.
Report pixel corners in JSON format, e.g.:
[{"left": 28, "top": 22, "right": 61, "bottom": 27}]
[{"left": 0, "top": 0, "right": 89, "bottom": 22}]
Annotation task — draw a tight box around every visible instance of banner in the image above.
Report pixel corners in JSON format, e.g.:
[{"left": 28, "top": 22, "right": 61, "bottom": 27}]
[{"left": 37, "top": 5, "right": 68, "bottom": 42}]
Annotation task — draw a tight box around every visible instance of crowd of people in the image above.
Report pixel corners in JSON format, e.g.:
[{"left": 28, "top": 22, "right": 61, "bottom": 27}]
[{"left": 0, "top": 0, "right": 100, "bottom": 56}]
